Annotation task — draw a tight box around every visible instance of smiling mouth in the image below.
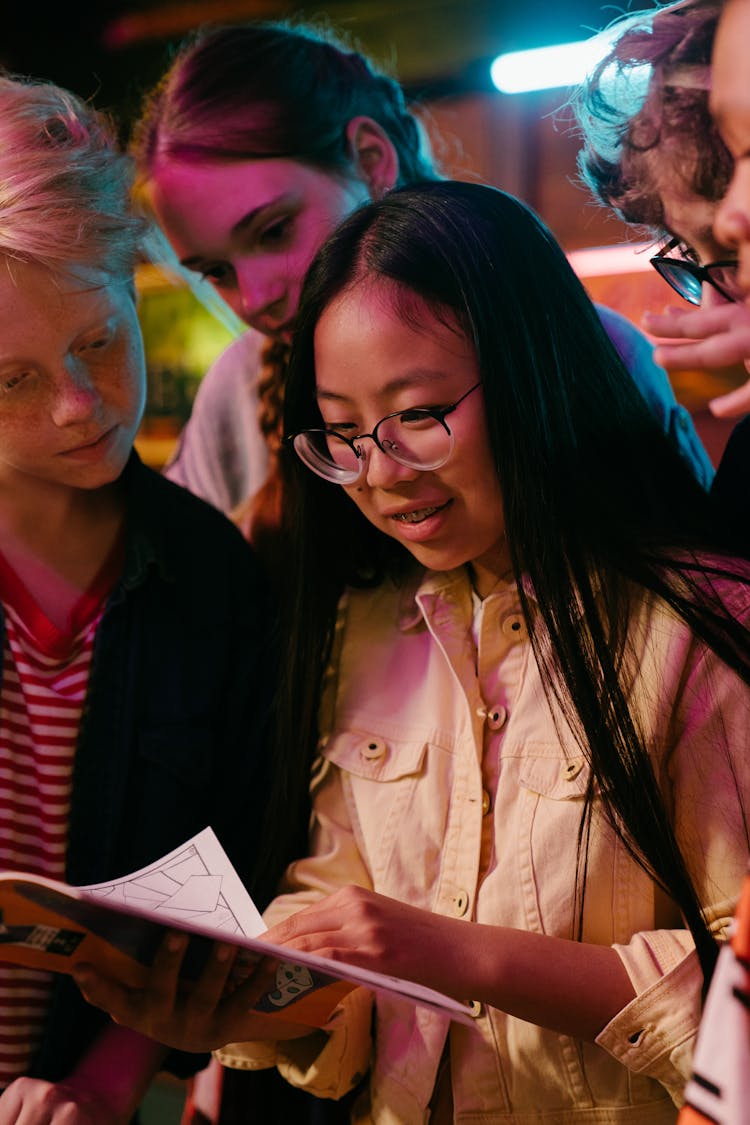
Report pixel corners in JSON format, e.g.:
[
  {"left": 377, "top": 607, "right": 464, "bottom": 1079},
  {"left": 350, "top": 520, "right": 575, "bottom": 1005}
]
[
  {"left": 392, "top": 503, "right": 447, "bottom": 524},
  {"left": 63, "top": 428, "right": 113, "bottom": 454}
]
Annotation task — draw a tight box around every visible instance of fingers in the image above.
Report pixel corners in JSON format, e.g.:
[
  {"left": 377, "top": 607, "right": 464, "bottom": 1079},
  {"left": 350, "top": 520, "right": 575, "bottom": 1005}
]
[
  {"left": 73, "top": 929, "right": 190, "bottom": 1039},
  {"left": 643, "top": 304, "right": 744, "bottom": 339},
  {"left": 184, "top": 941, "right": 238, "bottom": 1017},
  {"left": 641, "top": 303, "right": 750, "bottom": 376},
  {"left": 709, "top": 379, "right": 750, "bottom": 418},
  {"left": 72, "top": 965, "right": 143, "bottom": 1029},
  {"left": 653, "top": 337, "right": 750, "bottom": 371},
  {"left": 75, "top": 935, "right": 252, "bottom": 1052}
]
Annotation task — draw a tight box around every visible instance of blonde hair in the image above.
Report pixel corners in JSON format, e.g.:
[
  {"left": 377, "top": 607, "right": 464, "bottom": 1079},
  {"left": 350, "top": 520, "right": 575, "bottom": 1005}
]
[{"left": 0, "top": 72, "right": 147, "bottom": 280}]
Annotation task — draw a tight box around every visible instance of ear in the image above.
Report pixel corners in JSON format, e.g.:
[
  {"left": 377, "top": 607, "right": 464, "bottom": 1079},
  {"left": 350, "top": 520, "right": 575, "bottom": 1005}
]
[{"left": 346, "top": 116, "right": 399, "bottom": 199}]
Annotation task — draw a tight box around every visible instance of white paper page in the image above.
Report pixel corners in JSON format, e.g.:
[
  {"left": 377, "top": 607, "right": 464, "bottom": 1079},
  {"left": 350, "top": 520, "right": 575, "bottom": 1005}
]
[{"left": 79, "top": 826, "right": 265, "bottom": 938}]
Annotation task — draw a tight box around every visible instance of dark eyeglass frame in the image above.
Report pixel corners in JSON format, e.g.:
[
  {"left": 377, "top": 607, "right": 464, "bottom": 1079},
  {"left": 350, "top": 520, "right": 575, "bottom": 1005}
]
[
  {"left": 286, "top": 381, "right": 482, "bottom": 483},
  {"left": 649, "top": 238, "right": 740, "bottom": 306}
]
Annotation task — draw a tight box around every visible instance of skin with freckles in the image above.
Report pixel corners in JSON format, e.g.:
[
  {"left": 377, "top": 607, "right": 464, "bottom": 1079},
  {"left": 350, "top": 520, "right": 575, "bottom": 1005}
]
[
  {"left": 0, "top": 262, "right": 144, "bottom": 493},
  {"left": 0, "top": 260, "right": 144, "bottom": 629}
]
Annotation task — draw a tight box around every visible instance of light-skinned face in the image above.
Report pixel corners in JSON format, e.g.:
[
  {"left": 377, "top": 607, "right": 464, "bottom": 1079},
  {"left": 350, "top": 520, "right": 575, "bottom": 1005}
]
[
  {"left": 659, "top": 183, "right": 736, "bottom": 307},
  {"left": 711, "top": 0, "right": 750, "bottom": 295},
  {"left": 0, "top": 259, "right": 145, "bottom": 493},
  {"left": 313, "top": 282, "right": 509, "bottom": 597},
  {"left": 147, "top": 156, "right": 372, "bottom": 343}
]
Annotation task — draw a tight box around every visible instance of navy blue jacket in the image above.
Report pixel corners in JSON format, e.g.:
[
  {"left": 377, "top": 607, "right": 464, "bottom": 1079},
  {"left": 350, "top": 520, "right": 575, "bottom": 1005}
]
[{"left": 11, "top": 453, "right": 280, "bottom": 1083}]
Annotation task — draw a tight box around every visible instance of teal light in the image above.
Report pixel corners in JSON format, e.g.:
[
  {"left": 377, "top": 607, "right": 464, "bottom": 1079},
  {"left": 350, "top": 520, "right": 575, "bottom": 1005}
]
[{"left": 490, "top": 27, "right": 620, "bottom": 94}]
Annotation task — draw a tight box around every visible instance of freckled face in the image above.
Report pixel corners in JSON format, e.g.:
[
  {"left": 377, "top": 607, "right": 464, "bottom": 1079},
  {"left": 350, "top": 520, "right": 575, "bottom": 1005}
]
[
  {"left": 312, "top": 283, "right": 508, "bottom": 587},
  {"left": 147, "top": 156, "right": 371, "bottom": 342},
  {"left": 711, "top": 0, "right": 750, "bottom": 295},
  {"left": 0, "top": 259, "right": 145, "bottom": 491}
]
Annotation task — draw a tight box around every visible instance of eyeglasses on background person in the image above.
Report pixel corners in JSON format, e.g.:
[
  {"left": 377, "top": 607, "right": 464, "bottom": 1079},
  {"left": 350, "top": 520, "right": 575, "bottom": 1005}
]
[
  {"left": 650, "top": 238, "right": 741, "bottom": 305},
  {"left": 288, "top": 382, "right": 481, "bottom": 484}
]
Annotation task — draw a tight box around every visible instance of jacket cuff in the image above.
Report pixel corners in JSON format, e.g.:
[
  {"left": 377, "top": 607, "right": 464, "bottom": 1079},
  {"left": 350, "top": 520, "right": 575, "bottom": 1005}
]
[
  {"left": 596, "top": 934, "right": 703, "bottom": 1102},
  {"left": 215, "top": 987, "right": 373, "bottom": 1101}
]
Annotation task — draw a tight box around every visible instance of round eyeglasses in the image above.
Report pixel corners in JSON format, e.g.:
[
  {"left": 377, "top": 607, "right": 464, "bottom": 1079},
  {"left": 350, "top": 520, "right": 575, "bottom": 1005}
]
[
  {"left": 650, "top": 243, "right": 741, "bottom": 306},
  {"left": 288, "top": 382, "right": 481, "bottom": 484}
]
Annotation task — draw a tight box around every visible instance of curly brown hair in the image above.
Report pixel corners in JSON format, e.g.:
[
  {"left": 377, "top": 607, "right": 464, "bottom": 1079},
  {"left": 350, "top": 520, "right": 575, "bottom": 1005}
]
[{"left": 571, "top": 1, "right": 732, "bottom": 239}]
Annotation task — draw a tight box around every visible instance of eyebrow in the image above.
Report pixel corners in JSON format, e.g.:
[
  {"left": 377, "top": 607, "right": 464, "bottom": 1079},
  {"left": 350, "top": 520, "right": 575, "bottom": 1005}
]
[
  {"left": 179, "top": 194, "right": 293, "bottom": 269},
  {"left": 315, "top": 369, "right": 456, "bottom": 404},
  {"left": 664, "top": 225, "right": 726, "bottom": 256}
]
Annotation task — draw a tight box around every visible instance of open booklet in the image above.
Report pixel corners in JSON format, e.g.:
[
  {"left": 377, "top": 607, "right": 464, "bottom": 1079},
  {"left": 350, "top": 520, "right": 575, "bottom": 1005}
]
[{"left": 0, "top": 826, "right": 474, "bottom": 1028}]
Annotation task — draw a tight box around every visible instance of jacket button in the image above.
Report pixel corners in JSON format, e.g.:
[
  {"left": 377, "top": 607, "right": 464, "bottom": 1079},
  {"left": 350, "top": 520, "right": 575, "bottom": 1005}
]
[
  {"left": 361, "top": 738, "right": 386, "bottom": 761},
  {"left": 468, "top": 1000, "right": 483, "bottom": 1018},
  {"left": 487, "top": 705, "right": 507, "bottom": 730},
  {"left": 482, "top": 789, "right": 491, "bottom": 815},
  {"left": 453, "top": 890, "right": 470, "bottom": 917},
  {"left": 562, "top": 760, "right": 583, "bottom": 781},
  {"left": 502, "top": 614, "right": 526, "bottom": 641}
]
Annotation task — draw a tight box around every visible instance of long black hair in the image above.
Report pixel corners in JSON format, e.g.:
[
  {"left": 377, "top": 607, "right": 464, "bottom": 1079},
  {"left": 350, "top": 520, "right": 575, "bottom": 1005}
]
[{"left": 269, "top": 179, "right": 750, "bottom": 982}]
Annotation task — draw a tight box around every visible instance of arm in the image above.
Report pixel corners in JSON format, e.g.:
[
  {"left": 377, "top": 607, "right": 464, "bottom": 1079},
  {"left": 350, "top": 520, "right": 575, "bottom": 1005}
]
[
  {"left": 0, "top": 1025, "right": 166, "bottom": 1125},
  {"left": 642, "top": 303, "right": 750, "bottom": 417},
  {"left": 264, "top": 886, "right": 635, "bottom": 1042}
]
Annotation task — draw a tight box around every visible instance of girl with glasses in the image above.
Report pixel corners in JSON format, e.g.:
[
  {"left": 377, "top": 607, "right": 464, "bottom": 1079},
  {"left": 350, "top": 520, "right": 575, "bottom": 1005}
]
[
  {"left": 78, "top": 180, "right": 750, "bottom": 1123},
  {"left": 131, "top": 16, "right": 713, "bottom": 558}
]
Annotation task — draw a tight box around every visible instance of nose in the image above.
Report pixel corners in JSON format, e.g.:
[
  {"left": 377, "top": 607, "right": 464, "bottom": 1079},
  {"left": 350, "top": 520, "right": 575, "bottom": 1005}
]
[
  {"left": 235, "top": 261, "right": 287, "bottom": 328},
  {"left": 714, "top": 177, "right": 750, "bottom": 299},
  {"left": 362, "top": 441, "right": 421, "bottom": 490},
  {"left": 51, "top": 361, "right": 101, "bottom": 427}
]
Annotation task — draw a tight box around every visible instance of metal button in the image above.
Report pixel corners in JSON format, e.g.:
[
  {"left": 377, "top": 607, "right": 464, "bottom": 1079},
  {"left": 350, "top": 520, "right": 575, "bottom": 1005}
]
[
  {"left": 452, "top": 890, "right": 470, "bottom": 917},
  {"left": 468, "top": 1000, "right": 483, "bottom": 1018},
  {"left": 481, "top": 789, "right": 491, "bottom": 815},
  {"left": 361, "top": 738, "right": 386, "bottom": 761},
  {"left": 502, "top": 614, "right": 526, "bottom": 641},
  {"left": 487, "top": 705, "right": 507, "bottom": 730}
]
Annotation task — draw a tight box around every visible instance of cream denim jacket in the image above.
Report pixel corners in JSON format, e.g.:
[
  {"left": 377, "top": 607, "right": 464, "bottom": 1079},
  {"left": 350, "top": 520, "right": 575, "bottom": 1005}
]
[{"left": 218, "top": 567, "right": 750, "bottom": 1124}]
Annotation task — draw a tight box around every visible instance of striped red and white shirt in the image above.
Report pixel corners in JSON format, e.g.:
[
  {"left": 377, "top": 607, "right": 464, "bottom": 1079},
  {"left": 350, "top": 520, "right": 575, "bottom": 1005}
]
[{"left": 0, "top": 548, "right": 118, "bottom": 1088}]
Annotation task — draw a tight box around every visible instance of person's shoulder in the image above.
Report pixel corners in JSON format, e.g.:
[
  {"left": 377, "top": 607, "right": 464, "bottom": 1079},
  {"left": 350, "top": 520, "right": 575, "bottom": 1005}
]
[
  {"left": 649, "top": 552, "right": 750, "bottom": 627},
  {"left": 595, "top": 302, "right": 656, "bottom": 365},
  {"left": 200, "top": 330, "right": 265, "bottom": 392},
  {"left": 137, "top": 461, "right": 253, "bottom": 553}
]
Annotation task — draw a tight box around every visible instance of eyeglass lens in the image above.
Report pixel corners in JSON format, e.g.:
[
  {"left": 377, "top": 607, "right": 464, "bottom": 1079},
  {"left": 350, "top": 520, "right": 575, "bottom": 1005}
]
[
  {"left": 294, "top": 413, "right": 453, "bottom": 483},
  {"left": 652, "top": 257, "right": 741, "bottom": 305}
]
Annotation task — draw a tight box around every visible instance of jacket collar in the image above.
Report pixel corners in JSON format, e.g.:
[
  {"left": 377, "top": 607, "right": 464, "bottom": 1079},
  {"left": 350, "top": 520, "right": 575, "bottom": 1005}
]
[
  {"left": 117, "top": 450, "right": 175, "bottom": 592},
  {"left": 396, "top": 566, "right": 532, "bottom": 632}
]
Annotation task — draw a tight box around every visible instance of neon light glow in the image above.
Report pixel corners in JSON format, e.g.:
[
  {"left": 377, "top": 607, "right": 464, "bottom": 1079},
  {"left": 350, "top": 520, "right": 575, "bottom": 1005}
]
[{"left": 490, "top": 28, "right": 620, "bottom": 94}]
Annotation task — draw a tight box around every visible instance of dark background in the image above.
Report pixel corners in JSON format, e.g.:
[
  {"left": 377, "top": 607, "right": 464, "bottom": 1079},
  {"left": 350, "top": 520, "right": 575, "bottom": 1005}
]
[{"left": 2, "top": 1, "right": 632, "bottom": 139}]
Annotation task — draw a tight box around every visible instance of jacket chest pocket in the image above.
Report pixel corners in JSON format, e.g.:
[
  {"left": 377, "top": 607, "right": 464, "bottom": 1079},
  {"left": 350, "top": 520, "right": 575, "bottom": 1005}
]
[
  {"left": 516, "top": 750, "right": 594, "bottom": 935},
  {"left": 322, "top": 729, "right": 444, "bottom": 893},
  {"left": 516, "top": 749, "right": 656, "bottom": 946}
]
